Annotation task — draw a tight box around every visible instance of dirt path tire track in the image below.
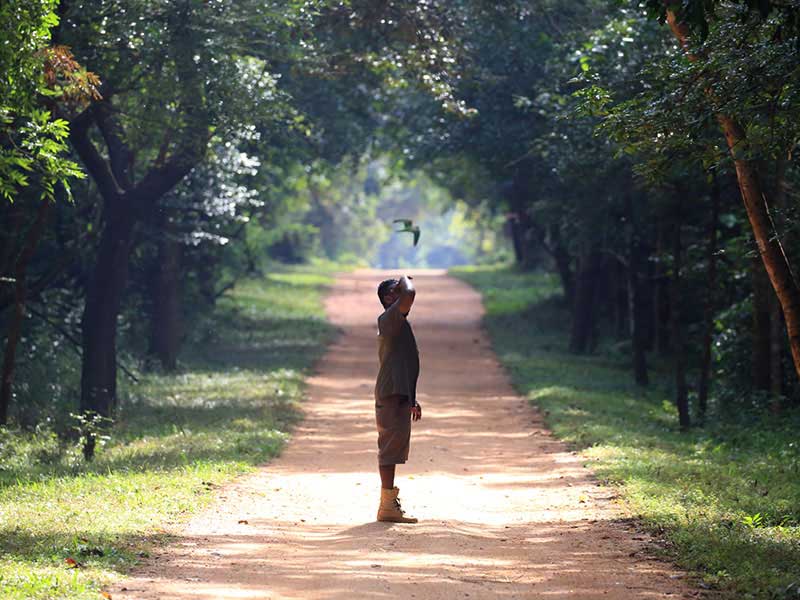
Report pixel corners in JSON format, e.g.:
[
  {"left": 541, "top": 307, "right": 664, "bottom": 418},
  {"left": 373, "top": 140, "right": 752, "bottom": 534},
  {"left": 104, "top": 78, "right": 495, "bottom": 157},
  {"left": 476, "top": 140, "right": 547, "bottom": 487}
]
[{"left": 113, "top": 269, "right": 698, "bottom": 599}]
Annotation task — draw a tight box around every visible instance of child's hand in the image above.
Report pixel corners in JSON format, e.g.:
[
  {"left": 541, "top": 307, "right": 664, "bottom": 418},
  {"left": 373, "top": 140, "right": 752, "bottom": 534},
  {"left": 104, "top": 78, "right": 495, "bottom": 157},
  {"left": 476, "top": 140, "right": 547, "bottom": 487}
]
[{"left": 411, "top": 403, "right": 422, "bottom": 422}]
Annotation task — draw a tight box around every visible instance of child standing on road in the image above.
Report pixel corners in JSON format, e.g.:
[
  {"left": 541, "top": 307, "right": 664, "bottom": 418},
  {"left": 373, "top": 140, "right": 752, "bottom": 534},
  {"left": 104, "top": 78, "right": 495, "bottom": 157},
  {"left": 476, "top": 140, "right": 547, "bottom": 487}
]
[{"left": 374, "top": 274, "right": 422, "bottom": 523}]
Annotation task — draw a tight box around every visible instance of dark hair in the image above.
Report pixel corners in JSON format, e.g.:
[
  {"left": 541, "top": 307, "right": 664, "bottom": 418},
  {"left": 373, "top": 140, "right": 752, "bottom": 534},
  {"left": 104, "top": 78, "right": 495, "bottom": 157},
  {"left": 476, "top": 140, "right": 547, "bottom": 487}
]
[{"left": 377, "top": 278, "right": 398, "bottom": 308}]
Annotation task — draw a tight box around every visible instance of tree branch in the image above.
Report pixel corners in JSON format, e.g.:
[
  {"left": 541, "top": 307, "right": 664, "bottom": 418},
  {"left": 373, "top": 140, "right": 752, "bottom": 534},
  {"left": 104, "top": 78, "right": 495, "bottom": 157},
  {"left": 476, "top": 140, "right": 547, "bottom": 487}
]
[
  {"left": 94, "top": 101, "right": 134, "bottom": 190},
  {"left": 130, "top": 136, "right": 209, "bottom": 218},
  {"left": 69, "top": 109, "right": 124, "bottom": 201}
]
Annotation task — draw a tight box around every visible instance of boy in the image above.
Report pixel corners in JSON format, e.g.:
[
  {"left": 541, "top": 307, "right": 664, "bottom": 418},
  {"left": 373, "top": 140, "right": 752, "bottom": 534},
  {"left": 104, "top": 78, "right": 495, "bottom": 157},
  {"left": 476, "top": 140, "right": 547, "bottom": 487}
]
[{"left": 374, "top": 274, "right": 422, "bottom": 523}]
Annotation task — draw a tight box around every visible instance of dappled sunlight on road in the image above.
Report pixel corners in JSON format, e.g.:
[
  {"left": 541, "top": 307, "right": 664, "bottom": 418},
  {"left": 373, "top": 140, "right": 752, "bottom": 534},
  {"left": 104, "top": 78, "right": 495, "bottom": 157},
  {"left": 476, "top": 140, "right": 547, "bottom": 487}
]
[{"left": 114, "top": 269, "right": 693, "bottom": 600}]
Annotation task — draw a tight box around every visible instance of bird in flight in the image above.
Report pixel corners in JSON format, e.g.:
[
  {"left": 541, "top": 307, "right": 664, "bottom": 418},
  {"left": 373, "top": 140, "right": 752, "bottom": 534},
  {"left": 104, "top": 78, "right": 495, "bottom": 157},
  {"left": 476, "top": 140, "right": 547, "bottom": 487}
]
[{"left": 393, "top": 219, "right": 421, "bottom": 246}]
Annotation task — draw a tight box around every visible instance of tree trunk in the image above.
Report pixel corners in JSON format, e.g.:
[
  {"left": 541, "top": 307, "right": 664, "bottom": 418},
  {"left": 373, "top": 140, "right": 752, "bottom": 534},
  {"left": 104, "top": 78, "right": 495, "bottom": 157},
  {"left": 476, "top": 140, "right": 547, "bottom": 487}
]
[
  {"left": 697, "top": 174, "right": 720, "bottom": 423},
  {"left": 670, "top": 222, "right": 690, "bottom": 430},
  {"left": 508, "top": 214, "right": 526, "bottom": 266},
  {"left": 149, "top": 210, "right": 182, "bottom": 370},
  {"left": 666, "top": 9, "right": 800, "bottom": 382},
  {"left": 67, "top": 36, "right": 208, "bottom": 458},
  {"left": 570, "top": 246, "right": 602, "bottom": 354},
  {"left": 652, "top": 223, "right": 670, "bottom": 355},
  {"left": 625, "top": 193, "right": 649, "bottom": 386},
  {"left": 80, "top": 201, "right": 136, "bottom": 421},
  {"left": 549, "top": 225, "right": 574, "bottom": 304},
  {"left": 1, "top": 200, "right": 50, "bottom": 424},
  {"left": 503, "top": 171, "right": 543, "bottom": 271},
  {"left": 615, "top": 258, "right": 628, "bottom": 340},
  {"left": 719, "top": 117, "right": 800, "bottom": 380},
  {"left": 514, "top": 211, "right": 540, "bottom": 271}
]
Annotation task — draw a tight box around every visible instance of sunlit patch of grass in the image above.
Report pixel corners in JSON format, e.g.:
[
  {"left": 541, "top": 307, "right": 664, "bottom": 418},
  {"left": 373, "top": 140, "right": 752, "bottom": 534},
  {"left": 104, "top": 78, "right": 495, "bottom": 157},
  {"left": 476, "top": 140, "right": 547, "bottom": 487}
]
[
  {"left": 0, "top": 264, "right": 341, "bottom": 599},
  {"left": 452, "top": 264, "right": 800, "bottom": 599}
]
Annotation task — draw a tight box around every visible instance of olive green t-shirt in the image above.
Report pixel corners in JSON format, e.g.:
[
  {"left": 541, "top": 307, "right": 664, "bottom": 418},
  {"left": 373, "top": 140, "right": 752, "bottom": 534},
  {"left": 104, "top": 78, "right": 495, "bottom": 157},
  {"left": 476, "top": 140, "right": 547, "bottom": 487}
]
[{"left": 374, "top": 301, "right": 420, "bottom": 404}]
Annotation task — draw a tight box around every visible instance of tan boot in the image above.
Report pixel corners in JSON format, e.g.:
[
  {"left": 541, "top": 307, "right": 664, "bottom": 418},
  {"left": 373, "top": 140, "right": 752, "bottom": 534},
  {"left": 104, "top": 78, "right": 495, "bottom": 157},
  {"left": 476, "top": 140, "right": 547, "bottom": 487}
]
[{"left": 377, "top": 486, "right": 418, "bottom": 523}]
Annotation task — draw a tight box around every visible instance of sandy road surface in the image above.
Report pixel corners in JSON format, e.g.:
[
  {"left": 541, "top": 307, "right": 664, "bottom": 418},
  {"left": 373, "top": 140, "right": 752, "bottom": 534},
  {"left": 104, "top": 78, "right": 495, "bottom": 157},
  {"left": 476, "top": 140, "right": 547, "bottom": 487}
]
[{"left": 113, "top": 269, "right": 697, "bottom": 599}]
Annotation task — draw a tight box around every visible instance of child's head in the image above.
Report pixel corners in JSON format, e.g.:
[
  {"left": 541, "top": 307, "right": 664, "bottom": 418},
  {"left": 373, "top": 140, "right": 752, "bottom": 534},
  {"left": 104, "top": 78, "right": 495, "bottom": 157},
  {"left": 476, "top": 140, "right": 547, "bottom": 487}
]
[{"left": 377, "top": 278, "right": 399, "bottom": 308}]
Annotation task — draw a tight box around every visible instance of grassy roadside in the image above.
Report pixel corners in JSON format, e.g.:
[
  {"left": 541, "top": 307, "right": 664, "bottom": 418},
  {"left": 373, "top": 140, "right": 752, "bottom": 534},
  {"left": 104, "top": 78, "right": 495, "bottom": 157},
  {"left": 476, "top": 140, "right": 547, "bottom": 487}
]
[
  {"left": 0, "top": 263, "right": 343, "bottom": 599},
  {"left": 451, "top": 264, "right": 800, "bottom": 600}
]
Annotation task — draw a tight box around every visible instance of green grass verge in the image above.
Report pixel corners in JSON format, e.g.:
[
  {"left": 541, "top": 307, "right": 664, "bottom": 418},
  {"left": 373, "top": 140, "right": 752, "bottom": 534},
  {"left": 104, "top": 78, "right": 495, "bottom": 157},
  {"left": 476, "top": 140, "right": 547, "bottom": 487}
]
[
  {"left": 451, "top": 263, "right": 800, "bottom": 600},
  {"left": 0, "top": 263, "right": 342, "bottom": 599}
]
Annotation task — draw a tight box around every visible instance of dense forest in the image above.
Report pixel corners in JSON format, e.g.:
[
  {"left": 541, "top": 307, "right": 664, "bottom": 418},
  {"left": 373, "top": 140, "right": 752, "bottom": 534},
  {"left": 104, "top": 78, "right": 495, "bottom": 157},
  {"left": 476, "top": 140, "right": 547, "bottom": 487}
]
[
  {"left": 6, "top": 0, "right": 800, "bottom": 441},
  {"left": 3, "top": 0, "right": 800, "bottom": 596}
]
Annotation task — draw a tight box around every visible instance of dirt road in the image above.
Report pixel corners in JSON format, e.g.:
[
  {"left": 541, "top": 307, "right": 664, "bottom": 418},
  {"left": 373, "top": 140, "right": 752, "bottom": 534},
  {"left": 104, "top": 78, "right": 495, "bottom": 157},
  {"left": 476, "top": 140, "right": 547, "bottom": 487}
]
[{"left": 114, "top": 269, "right": 696, "bottom": 599}]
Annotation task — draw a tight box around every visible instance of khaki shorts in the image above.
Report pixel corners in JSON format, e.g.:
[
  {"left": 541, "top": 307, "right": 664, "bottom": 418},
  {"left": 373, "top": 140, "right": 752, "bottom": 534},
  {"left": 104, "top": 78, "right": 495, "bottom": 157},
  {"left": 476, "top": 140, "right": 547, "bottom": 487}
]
[{"left": 375, "top": 394, "right": 412, "bottom": 466}]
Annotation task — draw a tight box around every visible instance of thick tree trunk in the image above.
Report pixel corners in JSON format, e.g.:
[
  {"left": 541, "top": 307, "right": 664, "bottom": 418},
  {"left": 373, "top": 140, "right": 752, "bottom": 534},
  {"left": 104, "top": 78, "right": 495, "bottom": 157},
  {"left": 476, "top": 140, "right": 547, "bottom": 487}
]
[
  {"left": 0, "top": 200, "right": 50, "bottom": 424},
  {"left": 697, "top": 175, "right": 720, "bottom": 423},
  {"left": 666, "top": 10, "right": 800, "bottom": 381},
  {"left": 670, "top": 222, "right": 690, "bottom": 430},
  {"left": 80, "top": 202, "right": 136, "bottom": 421},
  {"left": 149, "top": 210, "right": 182, "bottom": 370},
  {"left": 570, "top": 246, "right": 602, "bottom": 354}
]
